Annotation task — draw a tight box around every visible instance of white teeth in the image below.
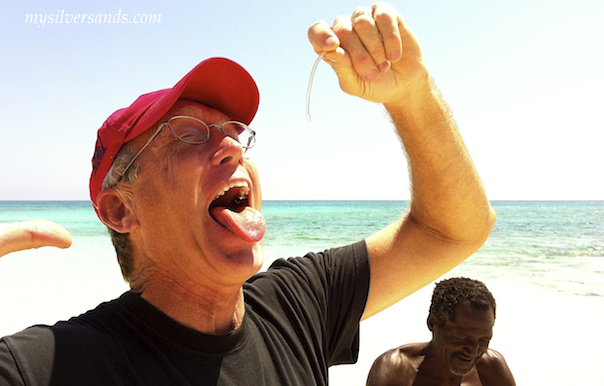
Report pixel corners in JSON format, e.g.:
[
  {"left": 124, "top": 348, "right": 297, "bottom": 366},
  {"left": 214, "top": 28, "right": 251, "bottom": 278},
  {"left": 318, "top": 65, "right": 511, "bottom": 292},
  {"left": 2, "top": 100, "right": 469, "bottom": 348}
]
[{"left": 214, "top": 181, "right": 250, "bottom": 200}]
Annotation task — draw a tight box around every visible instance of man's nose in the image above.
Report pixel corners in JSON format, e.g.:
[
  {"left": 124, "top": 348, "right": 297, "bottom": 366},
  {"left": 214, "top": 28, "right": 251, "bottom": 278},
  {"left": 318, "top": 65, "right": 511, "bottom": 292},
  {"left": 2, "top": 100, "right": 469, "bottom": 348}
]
[
  {"left": 462, "top": 341, "right": 481, "bottom": 357},
  {"left": 209, "top": 126, "right": 245, "bottom": 166}
]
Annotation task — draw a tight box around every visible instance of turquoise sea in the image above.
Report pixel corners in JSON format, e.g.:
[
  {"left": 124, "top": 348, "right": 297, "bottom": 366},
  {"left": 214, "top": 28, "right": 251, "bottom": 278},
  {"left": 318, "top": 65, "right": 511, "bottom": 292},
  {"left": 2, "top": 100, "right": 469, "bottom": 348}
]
[
  {"left": 264, "top": 200, "right": 604, "bottom": 296},
  {"left": 2, "top": 200, "right": 602, "bottom": 295},
  {"left": 1, "top": 200, "right": 603, "bottom": 384}
]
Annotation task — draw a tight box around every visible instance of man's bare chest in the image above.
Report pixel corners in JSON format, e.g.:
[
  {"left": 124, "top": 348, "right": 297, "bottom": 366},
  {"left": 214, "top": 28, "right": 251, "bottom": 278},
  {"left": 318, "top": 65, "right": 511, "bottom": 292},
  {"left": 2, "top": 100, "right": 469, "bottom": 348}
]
[{"left": 411, "top": 367, "right": 483, "bottom": 386}]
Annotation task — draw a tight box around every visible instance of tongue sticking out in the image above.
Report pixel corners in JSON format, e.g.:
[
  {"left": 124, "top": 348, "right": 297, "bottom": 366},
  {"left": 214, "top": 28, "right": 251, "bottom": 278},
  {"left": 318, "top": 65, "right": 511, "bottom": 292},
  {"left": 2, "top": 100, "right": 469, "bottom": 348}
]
[{"left": 210, "top": 206, "right": 266, "bottom": 242}]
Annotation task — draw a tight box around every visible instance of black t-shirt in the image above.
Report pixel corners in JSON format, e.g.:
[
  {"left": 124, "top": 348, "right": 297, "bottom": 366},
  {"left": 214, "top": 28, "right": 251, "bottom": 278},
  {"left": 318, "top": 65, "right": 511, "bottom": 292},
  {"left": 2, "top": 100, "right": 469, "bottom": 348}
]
[{"left": 0, "top": 242, "right": 370, "bottom": 385}]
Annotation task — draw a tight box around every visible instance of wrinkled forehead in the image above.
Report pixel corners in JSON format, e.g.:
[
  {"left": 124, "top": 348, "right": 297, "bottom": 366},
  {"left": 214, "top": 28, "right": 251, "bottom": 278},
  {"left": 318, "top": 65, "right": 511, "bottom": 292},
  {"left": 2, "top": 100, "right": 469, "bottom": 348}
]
[{"left": 450, "top": 302, "right": 495, "bottom": 329}]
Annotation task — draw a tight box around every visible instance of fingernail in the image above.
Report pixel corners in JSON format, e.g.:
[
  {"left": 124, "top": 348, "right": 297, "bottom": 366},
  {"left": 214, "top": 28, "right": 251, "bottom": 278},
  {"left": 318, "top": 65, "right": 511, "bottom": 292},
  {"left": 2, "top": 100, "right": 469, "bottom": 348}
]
[
  {"left": 366, "top": 68, "right": 379, "bottom": 80},
  {"left": 389, "top": 50, "right": 400, "bottom": 61},
  {"left": 377, "top": 61, "right": 390, "bottom": 73},
  {"left": 324, "top": 36, "right": 338, "bottom": 47}
]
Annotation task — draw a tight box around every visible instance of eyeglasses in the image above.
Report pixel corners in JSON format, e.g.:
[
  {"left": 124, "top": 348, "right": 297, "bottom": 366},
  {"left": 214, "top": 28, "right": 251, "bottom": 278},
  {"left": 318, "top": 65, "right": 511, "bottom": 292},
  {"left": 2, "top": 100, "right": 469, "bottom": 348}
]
[{"left": 117, "top": 115, "right": 256, "bottom": 182}]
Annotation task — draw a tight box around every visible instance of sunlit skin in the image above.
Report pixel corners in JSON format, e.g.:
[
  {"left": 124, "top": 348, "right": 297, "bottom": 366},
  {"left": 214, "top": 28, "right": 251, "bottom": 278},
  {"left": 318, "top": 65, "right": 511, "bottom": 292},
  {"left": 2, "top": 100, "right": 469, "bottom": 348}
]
[
  {"left": 96, "top": 101, "right": 265, "bottom": 335},
  {"left": 367, "top": 302, "right": 515, "bottom": 386}
]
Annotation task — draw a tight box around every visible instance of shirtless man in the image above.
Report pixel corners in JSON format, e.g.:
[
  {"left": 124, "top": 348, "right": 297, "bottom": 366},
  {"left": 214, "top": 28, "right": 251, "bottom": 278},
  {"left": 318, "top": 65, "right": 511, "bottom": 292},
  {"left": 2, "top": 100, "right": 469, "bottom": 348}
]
[{"left": 366, "top": 278, "right": 515, "bottom": 386}]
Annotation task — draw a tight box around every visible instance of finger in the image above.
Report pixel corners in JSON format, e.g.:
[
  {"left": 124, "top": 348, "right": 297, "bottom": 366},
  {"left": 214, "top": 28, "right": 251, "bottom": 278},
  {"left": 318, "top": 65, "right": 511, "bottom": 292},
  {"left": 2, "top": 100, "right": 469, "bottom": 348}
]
[
  {"left": 308, "top": 19, "right": 359, "bottom": 95},
  {"left": 308, "top": 20, "right": 340, "bottom": 54},
  {"left": 350, "top": 6, "right": 391, "bottom": 75},
  {"left": 372, "top": 3, "right": 403, "bottom": 62},
  {"left": 0, "top": 220, "right": 73, "bottom": 257},
  {"left": 332, "top": 15, "right": 380, "bottom": 81}
]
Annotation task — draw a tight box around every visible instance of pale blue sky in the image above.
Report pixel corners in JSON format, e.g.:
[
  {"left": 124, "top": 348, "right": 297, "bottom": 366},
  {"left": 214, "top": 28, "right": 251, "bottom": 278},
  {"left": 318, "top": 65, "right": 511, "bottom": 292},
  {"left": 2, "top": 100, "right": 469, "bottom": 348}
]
[{"left": 1, "top": 0, "right": 602, "bottom": 201}]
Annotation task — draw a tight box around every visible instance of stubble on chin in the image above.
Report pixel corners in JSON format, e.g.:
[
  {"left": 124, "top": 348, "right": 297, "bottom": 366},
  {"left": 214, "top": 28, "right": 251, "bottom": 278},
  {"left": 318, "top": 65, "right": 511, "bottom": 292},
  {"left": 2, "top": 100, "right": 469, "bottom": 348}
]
[{"left": 448, "top": 356, "right": 476, "bottom": 377}]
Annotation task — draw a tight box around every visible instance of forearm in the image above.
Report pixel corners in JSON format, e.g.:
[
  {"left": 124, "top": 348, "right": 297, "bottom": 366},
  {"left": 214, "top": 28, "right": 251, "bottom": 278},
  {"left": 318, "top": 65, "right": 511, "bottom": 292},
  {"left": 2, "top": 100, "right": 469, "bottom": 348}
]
[
  {"left": 309, "top": 3, "right": 496, "bottom": 318},
  {"left": 385, "top": 73, "right": 495, "bottom": 241}
]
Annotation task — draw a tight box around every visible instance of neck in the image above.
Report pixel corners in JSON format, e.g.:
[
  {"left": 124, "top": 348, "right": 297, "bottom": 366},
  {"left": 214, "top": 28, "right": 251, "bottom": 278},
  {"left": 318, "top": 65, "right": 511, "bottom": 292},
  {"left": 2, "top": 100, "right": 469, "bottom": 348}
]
[{"left": 134, "top": 273, "right": 246, "bottom": 335}]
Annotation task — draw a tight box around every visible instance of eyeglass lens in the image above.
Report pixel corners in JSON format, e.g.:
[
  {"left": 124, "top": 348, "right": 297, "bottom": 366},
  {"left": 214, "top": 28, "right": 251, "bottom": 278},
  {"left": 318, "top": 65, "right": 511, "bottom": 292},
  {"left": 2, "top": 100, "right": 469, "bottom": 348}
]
[{"left": 168, "top": 117, "right": 255, "bottom": 149}]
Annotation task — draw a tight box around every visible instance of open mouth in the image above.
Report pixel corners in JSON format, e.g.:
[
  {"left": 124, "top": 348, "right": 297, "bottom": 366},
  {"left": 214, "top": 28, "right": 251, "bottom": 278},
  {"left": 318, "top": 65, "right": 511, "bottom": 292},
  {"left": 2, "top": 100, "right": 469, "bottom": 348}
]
[
  {"left": 207, "top": 181, "right": 266, "bottom": 242},
  {"left": 209, "top": 181, "right": 250, "bottom": 214}
]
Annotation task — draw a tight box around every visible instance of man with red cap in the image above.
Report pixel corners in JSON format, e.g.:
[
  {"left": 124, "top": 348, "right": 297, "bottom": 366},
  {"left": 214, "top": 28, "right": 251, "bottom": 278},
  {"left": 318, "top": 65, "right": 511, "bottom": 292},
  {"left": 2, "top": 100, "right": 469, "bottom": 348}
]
[{"left": 0, "top": 3, "right": 495, "bottom": 385}]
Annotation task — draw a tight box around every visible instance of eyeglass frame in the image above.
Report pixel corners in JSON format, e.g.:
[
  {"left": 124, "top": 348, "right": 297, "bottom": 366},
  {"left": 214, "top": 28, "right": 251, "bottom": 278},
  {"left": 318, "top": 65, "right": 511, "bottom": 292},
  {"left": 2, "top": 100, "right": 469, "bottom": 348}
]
[{"left": 116, "top": 115, "right": 256, "bottom": 183}]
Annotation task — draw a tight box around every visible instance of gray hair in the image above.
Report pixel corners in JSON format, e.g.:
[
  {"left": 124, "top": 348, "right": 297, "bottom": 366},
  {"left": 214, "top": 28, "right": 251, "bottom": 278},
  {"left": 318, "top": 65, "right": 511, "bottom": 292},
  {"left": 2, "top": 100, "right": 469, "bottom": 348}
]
[
  {"left": 101, "top": 142, "right": 139, "bottom": 282},
  {"left": 100, "top": 104, "right": 194, "bottom": 282}
]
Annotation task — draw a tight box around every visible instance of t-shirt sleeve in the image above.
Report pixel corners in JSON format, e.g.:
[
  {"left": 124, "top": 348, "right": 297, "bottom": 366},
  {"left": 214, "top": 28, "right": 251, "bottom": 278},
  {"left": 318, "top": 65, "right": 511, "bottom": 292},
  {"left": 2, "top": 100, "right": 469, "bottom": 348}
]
[
  {"left": 313, "top": 241, "right": 370, "bottom": 364},
  {"left": 245, "top": 240, "right": 370, "bottom": 366},
  {"left": 0, "top": 340, "right": 25, "bottom": 386},
  {"left": 0, "top": 327, "right": 55, "bottom": 386}
]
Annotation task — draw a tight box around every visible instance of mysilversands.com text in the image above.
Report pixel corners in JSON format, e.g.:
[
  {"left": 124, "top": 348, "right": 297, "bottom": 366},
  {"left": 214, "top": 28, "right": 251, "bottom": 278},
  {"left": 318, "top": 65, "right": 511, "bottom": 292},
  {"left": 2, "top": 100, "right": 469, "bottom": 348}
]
[{"left": 25, "top": 10, "right": 161, "bottom": 27}]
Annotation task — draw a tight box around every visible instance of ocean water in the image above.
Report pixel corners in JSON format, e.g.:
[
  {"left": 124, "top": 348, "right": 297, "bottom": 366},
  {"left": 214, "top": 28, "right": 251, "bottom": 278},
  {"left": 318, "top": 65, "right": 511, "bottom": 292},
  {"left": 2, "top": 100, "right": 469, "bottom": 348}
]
[
  {"left": 1, "top": 200, "right": 603, "bottom": 384},
  {"left": 2, "top": 200, "right": 601, "bottom": 285},
  {"left": 261, "top": 200, "right": 408, "bottom": 261},
  {"left": 262, "top": 200, "right": 604, "bottom": 296}
]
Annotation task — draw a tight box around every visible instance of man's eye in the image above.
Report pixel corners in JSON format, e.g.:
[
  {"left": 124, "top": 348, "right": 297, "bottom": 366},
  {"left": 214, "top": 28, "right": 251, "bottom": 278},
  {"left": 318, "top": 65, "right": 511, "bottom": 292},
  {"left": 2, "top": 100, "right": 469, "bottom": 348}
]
[
  {"left": 449, "top": 336, "right": 465, "bottom": 343},
  {"left": 177, "top": 129, "right": 206, "bottom": 142}
]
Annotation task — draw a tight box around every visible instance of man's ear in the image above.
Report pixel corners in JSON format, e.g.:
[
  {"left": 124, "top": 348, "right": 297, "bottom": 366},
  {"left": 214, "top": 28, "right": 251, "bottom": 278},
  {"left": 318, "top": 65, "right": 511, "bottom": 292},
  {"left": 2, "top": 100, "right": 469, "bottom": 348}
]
[
  {"left": 427, "top": 314, "right": 437, "bottom": 332},
  {"left": 96, "top": 188, "right": 139, "bottom": 233}
]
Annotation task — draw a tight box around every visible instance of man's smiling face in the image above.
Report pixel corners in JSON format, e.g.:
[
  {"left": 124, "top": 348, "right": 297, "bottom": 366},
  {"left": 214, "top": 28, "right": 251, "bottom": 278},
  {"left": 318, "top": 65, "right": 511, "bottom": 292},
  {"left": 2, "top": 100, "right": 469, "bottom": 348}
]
[{"left": 430, "top": 302, "right": 494, "bottom": 376}]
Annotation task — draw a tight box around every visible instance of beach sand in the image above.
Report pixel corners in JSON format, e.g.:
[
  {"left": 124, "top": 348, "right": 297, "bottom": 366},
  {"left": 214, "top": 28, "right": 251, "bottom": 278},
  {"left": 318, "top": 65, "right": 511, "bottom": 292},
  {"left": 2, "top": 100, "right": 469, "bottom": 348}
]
[
  {"left": 1, "top": 246, "right": 603, "bottom": 385},
  {"left": 0, "top": 241, "right": 129, "bottom": 337}
]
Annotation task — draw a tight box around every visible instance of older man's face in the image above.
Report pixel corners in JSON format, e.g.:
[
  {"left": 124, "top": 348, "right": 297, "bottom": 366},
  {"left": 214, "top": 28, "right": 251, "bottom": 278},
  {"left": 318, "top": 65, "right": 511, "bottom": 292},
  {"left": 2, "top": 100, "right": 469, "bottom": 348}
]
[
  {"left": 126, "top": 100, "right": 265, "bottom": 287},
  {"left": 431, "top": 302, "right": 494, "bottom": 376}
]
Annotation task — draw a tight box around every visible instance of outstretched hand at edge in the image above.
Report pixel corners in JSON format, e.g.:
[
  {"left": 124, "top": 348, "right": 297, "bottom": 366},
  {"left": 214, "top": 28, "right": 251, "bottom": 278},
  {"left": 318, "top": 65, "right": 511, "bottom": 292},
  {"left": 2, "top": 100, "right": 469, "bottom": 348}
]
[{"left": 0, "top": 220, "right": 72, "bottom": 258}]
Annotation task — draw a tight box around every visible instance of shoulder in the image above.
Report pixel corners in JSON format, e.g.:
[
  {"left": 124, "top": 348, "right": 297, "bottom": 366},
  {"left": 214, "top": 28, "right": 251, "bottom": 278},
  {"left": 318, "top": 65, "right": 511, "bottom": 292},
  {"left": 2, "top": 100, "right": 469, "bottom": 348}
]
[
  {"left": 244, "top": 240, "right": 371, "bottom": 325},
  {"left": 246, "top": 241, "right": 369, "bottom": 290},
  {"left": 270, "top": 241, "right": 369, "bottom": 273},
  {"left": 1, "top": 326, "right": 57, "bottom": 385},
  {"left": 477, "top": 349, "right": 516, "bottom": 386},
  {"left": 4, "top": 293, "right": 132, "bottom": 357},
  {"left": 367, "top": 344, "right": 423, "bottom": 386},
  {"left": 478, "top": 348, "right": 511, "bottom": 369}
]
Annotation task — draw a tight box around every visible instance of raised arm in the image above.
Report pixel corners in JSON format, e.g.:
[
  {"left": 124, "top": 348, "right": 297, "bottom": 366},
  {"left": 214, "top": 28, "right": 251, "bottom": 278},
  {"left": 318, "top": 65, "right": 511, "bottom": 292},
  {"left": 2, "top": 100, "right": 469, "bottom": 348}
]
[
  {"left": 308, "top": 2, "right": 496, "bottom": 319},
  {"left": 0, "top": 220, "right": 72, "bottom": 257}
]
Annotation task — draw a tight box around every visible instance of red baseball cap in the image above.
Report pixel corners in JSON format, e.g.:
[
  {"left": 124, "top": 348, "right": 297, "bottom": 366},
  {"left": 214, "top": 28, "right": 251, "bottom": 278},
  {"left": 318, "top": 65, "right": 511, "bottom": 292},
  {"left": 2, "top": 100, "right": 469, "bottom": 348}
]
[{"left": 89, "top": 57, "right": 259, "bottom": 212}]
